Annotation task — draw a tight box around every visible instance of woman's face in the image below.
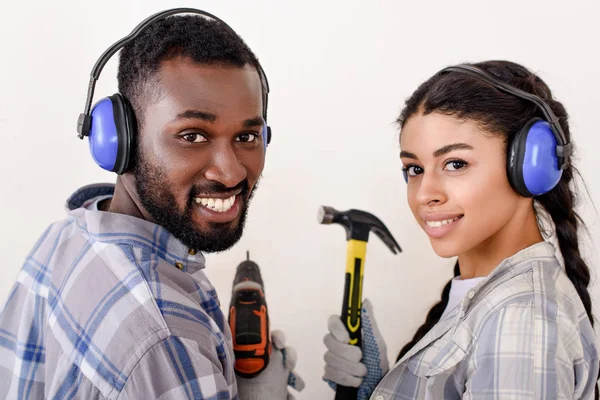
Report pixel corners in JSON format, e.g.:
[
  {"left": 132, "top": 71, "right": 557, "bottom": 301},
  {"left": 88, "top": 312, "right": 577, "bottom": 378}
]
[{"left": 399, "top": 111, "right": 525, "bottom": 259}]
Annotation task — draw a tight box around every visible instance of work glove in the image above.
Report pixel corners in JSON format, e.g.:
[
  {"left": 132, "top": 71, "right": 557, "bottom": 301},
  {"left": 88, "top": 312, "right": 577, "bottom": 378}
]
[
  {"left": 323, "top": 298, "right": 389, "bottom": 400},
  {"left": 236, "top": 329, "right": 305, "bottom": 400}
]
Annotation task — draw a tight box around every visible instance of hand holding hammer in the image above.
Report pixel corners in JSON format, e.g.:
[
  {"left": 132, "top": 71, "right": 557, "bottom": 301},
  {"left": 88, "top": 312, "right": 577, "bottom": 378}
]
[{"left": 318, "top": 206, "right": 401, "bottom": 400}]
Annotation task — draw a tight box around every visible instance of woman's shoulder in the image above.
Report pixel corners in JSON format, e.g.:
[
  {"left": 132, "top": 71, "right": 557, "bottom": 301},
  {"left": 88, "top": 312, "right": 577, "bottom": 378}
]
[{"left": 463, "top": 251, "right": 594, "bottom": 342}]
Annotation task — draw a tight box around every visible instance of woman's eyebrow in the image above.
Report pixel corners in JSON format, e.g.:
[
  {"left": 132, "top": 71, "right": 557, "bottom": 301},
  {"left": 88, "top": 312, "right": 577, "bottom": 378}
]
[
  {"left": 400, "top": 143, "right": 474, "bottom": 160},
  {"left": 433, "top": 143, "right": 474, "bottom": 157}
]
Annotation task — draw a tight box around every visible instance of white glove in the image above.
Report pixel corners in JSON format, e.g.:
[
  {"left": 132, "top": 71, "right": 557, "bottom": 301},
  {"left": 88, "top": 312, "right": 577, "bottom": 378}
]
[
  {"left": 236, "top": 330, "right": 305, "bottom": 400},
  {"left": 323, "top": 298, "right": 389, "bottom": 400}
]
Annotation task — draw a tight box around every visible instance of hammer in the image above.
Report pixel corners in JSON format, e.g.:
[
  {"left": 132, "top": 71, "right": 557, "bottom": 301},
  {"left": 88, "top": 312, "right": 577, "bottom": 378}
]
[{"left": 318, "top": 206, "right": 401, "bottom": 400}]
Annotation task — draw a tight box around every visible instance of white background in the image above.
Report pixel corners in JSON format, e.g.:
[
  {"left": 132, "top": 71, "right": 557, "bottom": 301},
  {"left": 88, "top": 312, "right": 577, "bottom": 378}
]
[{"left": 0, "top": 0, "right": 599, "bottom": 398}]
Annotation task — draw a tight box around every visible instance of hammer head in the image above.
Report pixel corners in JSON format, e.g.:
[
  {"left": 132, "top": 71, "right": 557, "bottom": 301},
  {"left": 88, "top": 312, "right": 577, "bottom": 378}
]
[{"left": 318, "top": 206, "right": 402, "bottom": 254}]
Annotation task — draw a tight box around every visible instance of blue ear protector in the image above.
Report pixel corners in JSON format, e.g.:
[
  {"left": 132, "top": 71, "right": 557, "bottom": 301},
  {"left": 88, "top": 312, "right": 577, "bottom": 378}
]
[
  {"left": 403, "top": 64, "right": 571, "bottom": 197},
  {"left": 76, "top": 8, "right": 272, "bottom": 175}
]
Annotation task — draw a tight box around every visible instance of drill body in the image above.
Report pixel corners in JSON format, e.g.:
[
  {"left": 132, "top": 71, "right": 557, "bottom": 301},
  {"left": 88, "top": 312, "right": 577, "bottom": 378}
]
[{"left": 228, "top": 253, "right": 271, "bottom": 378}]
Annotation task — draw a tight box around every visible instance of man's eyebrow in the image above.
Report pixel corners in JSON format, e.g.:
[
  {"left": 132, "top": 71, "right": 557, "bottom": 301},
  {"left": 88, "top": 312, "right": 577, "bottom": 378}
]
[
  {"left": 174, "top": 112, "right": 263, "bottom": 129},
  {"left": 243, "top": 116, "right": 264, "bottom": 128},
  {"left": 175, "top": 110, "right": 217, "bottom": 122}
]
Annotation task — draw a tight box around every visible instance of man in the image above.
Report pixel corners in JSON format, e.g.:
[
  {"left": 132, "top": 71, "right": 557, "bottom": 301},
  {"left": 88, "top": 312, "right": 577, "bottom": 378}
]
[{"left": 0, "top": 10, "right": 303, "bottom": 399}]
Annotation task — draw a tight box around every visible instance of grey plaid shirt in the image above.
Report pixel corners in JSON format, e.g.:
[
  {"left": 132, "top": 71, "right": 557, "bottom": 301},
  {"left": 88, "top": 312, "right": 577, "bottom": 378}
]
[
  {"left": 371, "top": 242, "right": 599, "bottom": 400},
  {"left": 0, "top": 184, "right": 238, "bottom": 399}
]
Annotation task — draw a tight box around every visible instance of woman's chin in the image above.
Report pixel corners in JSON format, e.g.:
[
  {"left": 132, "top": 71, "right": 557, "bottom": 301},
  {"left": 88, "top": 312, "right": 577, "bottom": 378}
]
[{"left": 429, "top": 239, "right": 461, "bottom": 259}]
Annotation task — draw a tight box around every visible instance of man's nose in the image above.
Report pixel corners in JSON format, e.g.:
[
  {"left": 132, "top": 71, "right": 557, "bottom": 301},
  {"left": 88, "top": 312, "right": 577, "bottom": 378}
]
[{"left": 203, "top": 144, "right": 247, "bottom": 188}]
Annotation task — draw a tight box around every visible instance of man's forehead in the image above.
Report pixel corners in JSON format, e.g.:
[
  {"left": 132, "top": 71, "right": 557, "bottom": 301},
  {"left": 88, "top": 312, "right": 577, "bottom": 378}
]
[
  {"left": 152, "top": 59, "right": 262, "bottom": 113},
  {"left": 158, "top": 58, "right": 261, "bottom": 90}
]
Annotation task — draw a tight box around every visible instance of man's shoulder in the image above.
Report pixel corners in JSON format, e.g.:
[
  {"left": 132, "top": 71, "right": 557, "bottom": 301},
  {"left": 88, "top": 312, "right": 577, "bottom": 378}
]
[
  {"left": 34, "top": 183, "right": 233, "bottom": 397},
  {"left": 23, "top": 182, "right": 118, "bottom": 289},
  {"left": 17, "top": 212, "right": 91, "bottom": 298},
  {"left": 44, "top": 246, "right": 231, "bottom": 399}
]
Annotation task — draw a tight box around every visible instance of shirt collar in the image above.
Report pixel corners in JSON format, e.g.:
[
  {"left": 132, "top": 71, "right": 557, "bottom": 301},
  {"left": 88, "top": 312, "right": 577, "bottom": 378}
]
[
  {"left": 485, "top": 241, "right": 556, "bottom": 282},
  {"left": 66, "top": 183, "right": 206, "bottom": 274},
  {"left": 446, "top": 241, "right": 557, "bottom": 320}
]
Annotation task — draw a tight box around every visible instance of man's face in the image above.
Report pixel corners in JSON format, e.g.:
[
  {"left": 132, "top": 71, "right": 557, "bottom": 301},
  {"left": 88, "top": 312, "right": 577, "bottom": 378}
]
[{"left": 133, "top": 57, "right": 266, "bottom": 253}]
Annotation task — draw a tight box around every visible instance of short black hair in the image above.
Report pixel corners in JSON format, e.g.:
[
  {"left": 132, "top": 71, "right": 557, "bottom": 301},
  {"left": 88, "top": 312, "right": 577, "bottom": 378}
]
[{"left": 117, "top": 14, "right": 262, "bottom": 128}]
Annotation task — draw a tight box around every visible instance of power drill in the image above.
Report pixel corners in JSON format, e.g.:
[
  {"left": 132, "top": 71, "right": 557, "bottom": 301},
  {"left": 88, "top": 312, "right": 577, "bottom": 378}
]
[{"left": 228, "top": 251, "right": 271, "bottom": 378}]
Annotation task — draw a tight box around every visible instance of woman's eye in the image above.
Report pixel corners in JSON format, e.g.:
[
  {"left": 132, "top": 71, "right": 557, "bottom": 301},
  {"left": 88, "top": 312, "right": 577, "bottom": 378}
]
[
  {"left": 236, "top": 133, "right": 258, "bottom": 143},
  {"left": 182, "top": 133, "right": 207, "bottom": 143},
  {"left": 444, "top": 160, "right": 468, "bottom": 171},
  {"left": 404, "top": 165, "right": 424, "bottom": 177}
]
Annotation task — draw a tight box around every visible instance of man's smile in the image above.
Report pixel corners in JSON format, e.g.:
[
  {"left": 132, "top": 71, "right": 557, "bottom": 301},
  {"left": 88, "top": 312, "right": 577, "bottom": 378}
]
[
  {"left": 195, "top": 194, "right": 237, "bottom": 213},
  {"left": 193, "top": 193, "right": 243, "bottom": 223}
]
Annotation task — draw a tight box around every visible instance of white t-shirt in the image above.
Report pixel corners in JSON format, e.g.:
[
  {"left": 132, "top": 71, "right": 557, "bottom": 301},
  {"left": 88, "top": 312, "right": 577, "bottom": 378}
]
[{"left": 441, "top": 276, "right": 487, "bottom": 320}]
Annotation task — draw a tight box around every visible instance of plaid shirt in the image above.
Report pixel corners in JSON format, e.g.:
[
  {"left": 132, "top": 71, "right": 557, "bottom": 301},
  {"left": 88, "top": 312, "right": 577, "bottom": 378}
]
[
  {"left": 0, "top": 184, "right": 238, "bottom": 399},
  {"left": 370, "top": 242, "right": 599, "bottom": 400}
]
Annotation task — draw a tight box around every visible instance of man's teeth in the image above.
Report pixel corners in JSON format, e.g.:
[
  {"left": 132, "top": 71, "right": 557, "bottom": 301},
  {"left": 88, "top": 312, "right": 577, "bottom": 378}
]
[
  {"left": 194, "top": 195, "right": 236, "bottom": 212},
  {"left": 426, "top": 216, "right": 461, "bottom": 228}
]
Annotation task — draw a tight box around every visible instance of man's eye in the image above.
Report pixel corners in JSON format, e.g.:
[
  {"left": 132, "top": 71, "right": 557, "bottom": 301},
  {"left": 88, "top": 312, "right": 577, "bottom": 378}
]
[
  {"left": 182, "top": 133, "right": 207, "bottom": 143},
  {"left": 236, "top": 133, "right": 258, "bottom": 143}
]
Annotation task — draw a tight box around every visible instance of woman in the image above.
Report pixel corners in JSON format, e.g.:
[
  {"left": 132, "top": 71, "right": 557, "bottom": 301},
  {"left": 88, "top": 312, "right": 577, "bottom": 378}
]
[{"left": 322, "top": 60, "right": 599, "bottom": 399}]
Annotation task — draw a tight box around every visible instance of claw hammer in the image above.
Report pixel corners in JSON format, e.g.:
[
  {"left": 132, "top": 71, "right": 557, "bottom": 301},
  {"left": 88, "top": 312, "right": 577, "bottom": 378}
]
[{"left": 318, "top": 206, "right": 402, "bottom": 400}]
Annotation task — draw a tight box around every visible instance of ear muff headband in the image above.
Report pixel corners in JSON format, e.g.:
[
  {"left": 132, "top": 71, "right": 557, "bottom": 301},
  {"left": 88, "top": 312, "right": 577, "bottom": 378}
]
[{"left": 440, "top": 65, "right": 571, "bottom": 170}]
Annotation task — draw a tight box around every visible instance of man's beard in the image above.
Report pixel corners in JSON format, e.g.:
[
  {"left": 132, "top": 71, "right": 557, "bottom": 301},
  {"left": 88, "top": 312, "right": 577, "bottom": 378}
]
[{"left": 133, "top": 150, "right": 257, "bottom": 253}]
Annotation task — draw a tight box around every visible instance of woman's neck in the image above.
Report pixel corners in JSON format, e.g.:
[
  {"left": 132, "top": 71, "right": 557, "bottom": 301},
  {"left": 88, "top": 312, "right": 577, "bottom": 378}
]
[{"left": 458, "top": 204, "right": 544, "bottom": 279}]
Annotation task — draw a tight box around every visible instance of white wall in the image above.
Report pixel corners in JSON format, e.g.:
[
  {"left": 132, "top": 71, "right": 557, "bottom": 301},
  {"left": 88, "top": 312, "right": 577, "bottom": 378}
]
[{"left": 0, "top": 0, "right": 598, "bottom": 398}]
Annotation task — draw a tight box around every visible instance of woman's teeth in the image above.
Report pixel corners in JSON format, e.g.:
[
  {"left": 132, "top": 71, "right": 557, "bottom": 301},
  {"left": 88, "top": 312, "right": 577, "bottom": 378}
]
[
  {"left": 425, "top": 216, "right": 461, "bottom": 228},
  {"left": 195, "top": 195, "right": 236, "bottom": 212}
]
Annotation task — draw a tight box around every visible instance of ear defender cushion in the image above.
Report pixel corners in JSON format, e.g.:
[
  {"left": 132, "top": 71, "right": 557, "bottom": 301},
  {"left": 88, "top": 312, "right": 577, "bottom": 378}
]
[
  {"left": 87, "top": 93, "right": 134, "bottom": 174},
  {"left": 109, "top": 93, "right": 135, "bottom": 175},
  {"left": 507, "top": 117, "right": 563, "bottom": 197},
  {"left": 88, "top": 96, "right": 120, "bottom": 172},
  {"left": 264, "top": 125, "right": 271, "bottom": 148}
]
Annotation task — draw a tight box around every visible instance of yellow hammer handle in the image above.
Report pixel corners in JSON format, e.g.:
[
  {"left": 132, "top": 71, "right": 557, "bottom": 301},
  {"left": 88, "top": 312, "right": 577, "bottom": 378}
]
[{"left": 342, "top": 239, "right": 367, "bottom": 345}]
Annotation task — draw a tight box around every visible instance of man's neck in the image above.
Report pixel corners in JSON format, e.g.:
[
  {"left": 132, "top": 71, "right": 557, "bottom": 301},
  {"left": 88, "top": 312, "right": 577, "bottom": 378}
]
[{"left": 106, "top": 176, "right": 149, "bottom": 221}]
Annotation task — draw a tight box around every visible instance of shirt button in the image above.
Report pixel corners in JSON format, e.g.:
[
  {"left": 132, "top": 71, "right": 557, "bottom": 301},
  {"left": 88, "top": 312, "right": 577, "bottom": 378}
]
[
  {"left": 375, "top": 395, "right": 385, "bottom": 400},
  {"left": 467, "top": 291, "right": 475, "bottom": 299},
  {"left": 175, "top": 262, "right": 184, "bottom": 270},
  {"left": 188, "top": 249, "right": 197, "bottom": 255}
]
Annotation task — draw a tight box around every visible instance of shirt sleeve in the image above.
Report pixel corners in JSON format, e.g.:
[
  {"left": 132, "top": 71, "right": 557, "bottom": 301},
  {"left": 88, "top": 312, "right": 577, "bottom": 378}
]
[
  {"left": 463, "top": 301, "right": 598, "bottom": 400},
  {"left": 117, "top": 335, "right": 237, "bottom": 400},
  {"left": 0, "top": 282, "right": 47, "bottom": 400}
]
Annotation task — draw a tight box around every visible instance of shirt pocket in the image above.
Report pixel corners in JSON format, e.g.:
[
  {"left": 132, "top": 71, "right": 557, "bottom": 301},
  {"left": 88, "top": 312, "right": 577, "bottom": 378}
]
[
  {"left": 404, "top": 339, "right": 468, "bottom": 399},
  {"left": 425, "top": 341, "right": 467, "bottom": 378},
  {"left": 406, "top": 338, "right": 467, "bottom": 378}
]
